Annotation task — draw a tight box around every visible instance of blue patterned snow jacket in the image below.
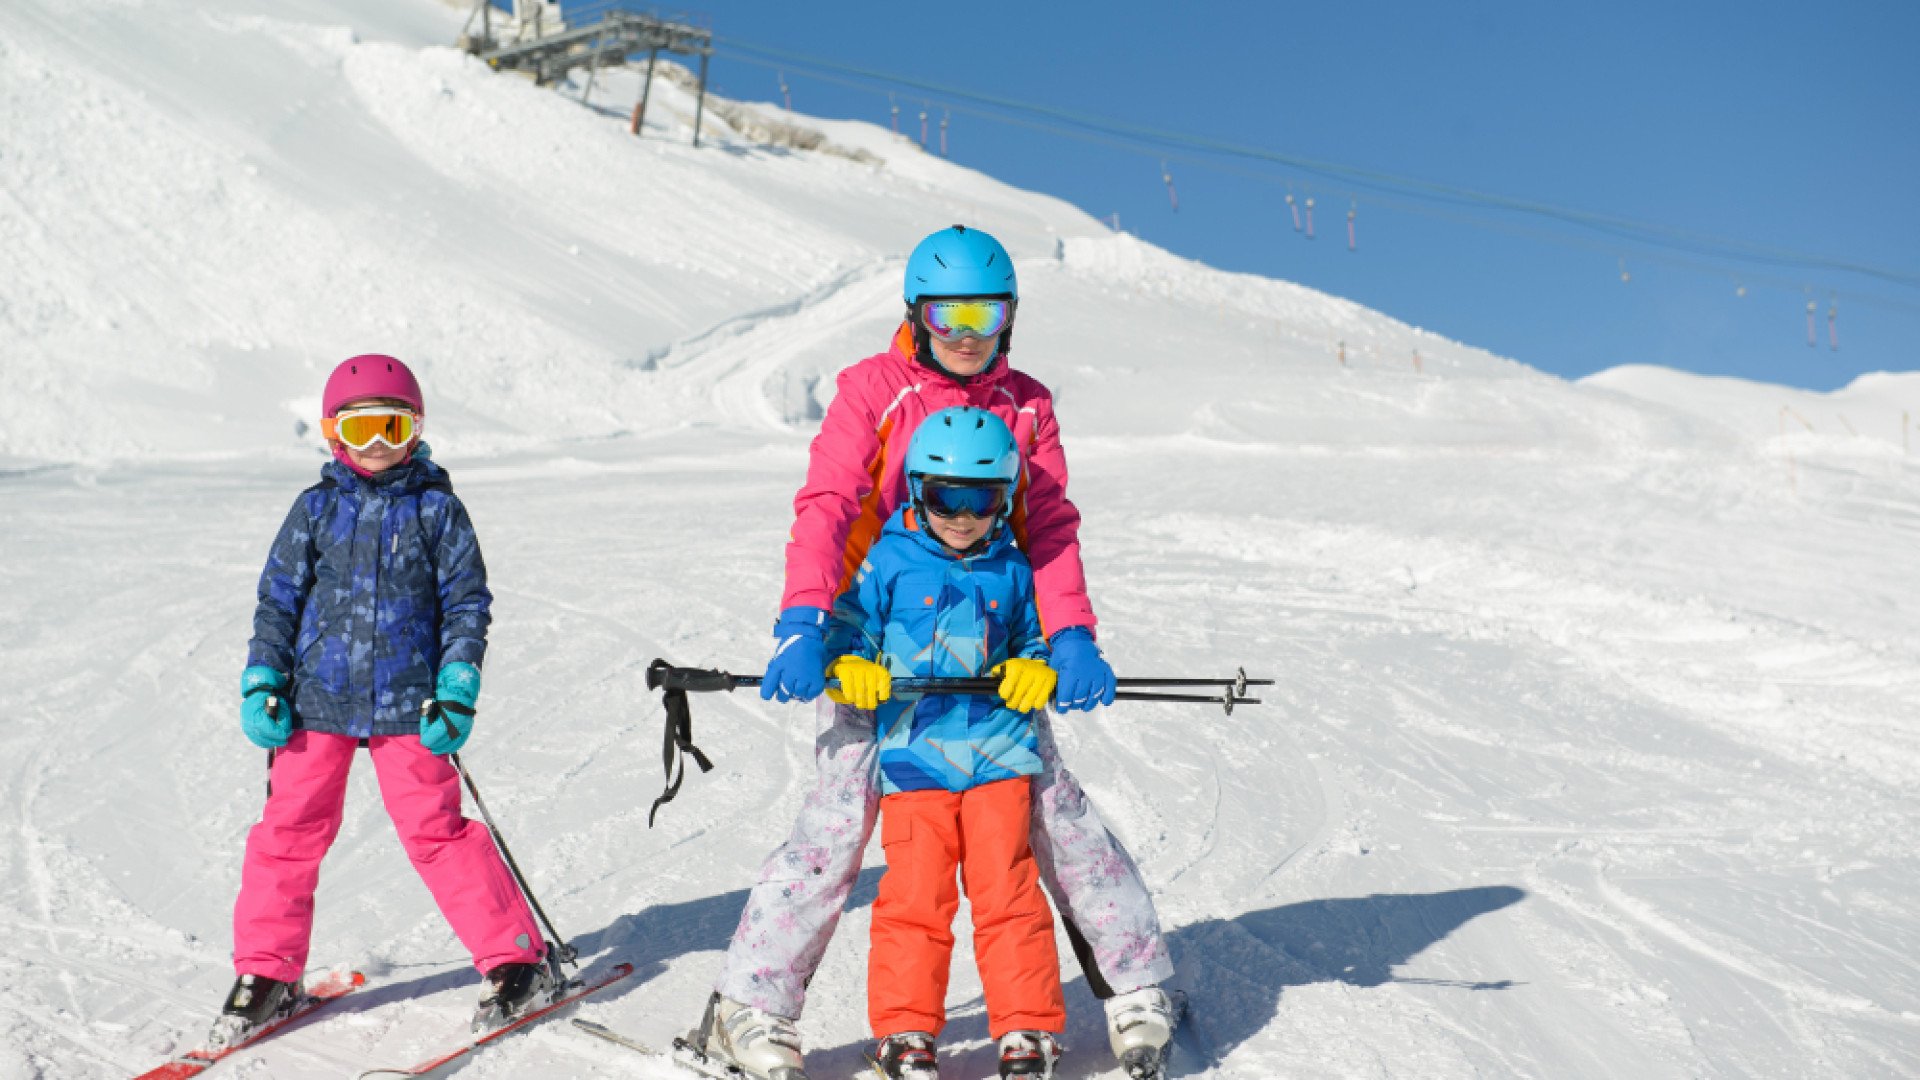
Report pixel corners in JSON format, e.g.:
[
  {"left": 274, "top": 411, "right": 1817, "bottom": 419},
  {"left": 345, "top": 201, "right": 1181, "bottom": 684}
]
[
  {"left": 826, "top": 505, "right": 1049, "bottom": 796},
  {"left": 246, "top": 447, "right": 491, "bottom": 739}
]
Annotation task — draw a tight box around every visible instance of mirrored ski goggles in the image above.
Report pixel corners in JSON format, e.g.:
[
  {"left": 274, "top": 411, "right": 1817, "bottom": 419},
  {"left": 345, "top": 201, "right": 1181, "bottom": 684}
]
[
  {"left": 920, "top": 479, "right": 1010, "bottom": 519},
  {"left": 321, "top": 407, "right": 419, "bottom": 450},
  {"left": 920, "top": 299, "right": 1012, "bottom": 343}
]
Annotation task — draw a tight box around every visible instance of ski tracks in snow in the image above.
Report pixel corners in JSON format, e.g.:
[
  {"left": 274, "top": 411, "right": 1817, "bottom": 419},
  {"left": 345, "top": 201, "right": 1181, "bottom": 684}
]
[{"left": 642, "top": 260, "right": 899, "bottom": 433}]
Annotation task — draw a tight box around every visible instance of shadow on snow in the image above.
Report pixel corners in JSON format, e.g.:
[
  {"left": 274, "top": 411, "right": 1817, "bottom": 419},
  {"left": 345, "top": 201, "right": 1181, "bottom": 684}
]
[
  {"left": 850, "top": 883, "right": 1529, "bottom": 1080},
  {"left": 332, "top": 878, "right": 1523, "bottom": 1079}
]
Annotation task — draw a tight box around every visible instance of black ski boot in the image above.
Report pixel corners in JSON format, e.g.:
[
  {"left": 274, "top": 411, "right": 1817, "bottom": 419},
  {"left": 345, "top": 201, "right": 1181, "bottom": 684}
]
[
  {"left": 472, "top": 959, "right": 557, "bottom": 1031},
  {"left": 208, "top": 974, "right": 301, "bottom": 1050},
  {"left": 871, "top": 1031, "right": 940, "bottom": 1079},
  {"left": 997, "top": 1030, "right": 1060, "bottom": 1078}
]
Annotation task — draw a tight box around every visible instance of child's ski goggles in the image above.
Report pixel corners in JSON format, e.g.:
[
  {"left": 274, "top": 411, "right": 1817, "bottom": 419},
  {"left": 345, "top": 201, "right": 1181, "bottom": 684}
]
[
  {"left": 919, "top": 298, "right": 1012, "bottom": 343},
  {"left": 321, "top": 406, "right": 419, "bottom": 450},
  {"left": 919, "top": 479, "right": 1010, "bottom": 519}
]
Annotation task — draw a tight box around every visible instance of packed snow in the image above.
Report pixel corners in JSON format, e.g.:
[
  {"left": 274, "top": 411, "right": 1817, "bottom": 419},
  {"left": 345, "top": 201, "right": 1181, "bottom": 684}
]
[{"left": 2, "top": 1, "right": 1916, "bottom": 1078}]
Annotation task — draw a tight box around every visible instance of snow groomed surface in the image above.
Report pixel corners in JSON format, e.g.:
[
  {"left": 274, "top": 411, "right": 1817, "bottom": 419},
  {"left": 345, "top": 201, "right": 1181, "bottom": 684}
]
[{"left": 2, "top": 1, "right": 1916, "bottom": 1077}]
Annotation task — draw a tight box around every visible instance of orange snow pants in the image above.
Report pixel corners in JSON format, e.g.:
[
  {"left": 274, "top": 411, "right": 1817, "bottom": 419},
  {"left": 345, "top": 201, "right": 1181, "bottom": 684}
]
[{"left": 869, "top": 778, "right": 1065, "bottom": 1040}]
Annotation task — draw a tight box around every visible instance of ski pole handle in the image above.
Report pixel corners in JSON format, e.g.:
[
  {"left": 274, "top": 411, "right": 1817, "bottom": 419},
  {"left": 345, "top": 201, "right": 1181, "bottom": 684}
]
[{"left": 646, "top": 659, "right": 758, "bottom": 693}]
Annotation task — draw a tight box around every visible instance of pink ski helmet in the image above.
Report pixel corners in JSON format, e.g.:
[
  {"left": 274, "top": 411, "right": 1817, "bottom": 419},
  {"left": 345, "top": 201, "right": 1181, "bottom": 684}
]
[{"left": 322, "top": 354, "right": 424, "bottom": 417}]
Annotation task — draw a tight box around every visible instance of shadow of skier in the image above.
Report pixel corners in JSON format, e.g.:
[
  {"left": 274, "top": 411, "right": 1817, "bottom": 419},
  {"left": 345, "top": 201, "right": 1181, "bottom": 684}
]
[
  {"left": 806, "top": 885, "right": 1526, "bottom": 1080},
  {"left": 328, "top": 879, "right": 1521, "bottom": 1077},
  {"left": 322, "top": 871, "right": 890, "bottom": 1020}
]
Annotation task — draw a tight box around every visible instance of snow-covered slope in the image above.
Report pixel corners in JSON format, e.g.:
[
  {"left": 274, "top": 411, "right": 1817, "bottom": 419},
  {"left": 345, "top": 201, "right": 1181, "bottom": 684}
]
[
  {"left": 1584, "top": 364, "right": 1919, "bottom": 450},
  {"left": 3, "top": 2, "right": 1917, "bottom": 1078}
]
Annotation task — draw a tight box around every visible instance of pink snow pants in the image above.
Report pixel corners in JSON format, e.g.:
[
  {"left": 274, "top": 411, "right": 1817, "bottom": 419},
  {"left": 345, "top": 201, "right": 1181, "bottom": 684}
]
[{"left": 231, "top": 731, "right": 542, "bottom": 982}]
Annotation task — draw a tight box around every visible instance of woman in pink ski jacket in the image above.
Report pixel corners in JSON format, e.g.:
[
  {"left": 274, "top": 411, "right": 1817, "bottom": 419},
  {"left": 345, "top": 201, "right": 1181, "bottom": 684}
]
[{"left": 685, "top": 227, "right": 1181, "bottom": 1080}]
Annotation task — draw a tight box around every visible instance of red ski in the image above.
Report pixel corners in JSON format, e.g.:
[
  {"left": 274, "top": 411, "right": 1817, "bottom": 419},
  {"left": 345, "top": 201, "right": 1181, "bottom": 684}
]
[
  {"left": 354, "top": 962, "right": 635, "bottom": 1078},
  {"left": 134, "top": 969, "right": 367, "bottom": 1079}
]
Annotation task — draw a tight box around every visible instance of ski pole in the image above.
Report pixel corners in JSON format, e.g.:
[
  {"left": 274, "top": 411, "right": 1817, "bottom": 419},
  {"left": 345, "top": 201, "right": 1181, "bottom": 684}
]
[
  {"left": 450, "top": 751, "right": 579, "bottom": 968},
  {"left": 649, "top": 662, "right": 1271, "bottom": 695},
  {"left": 886, "top": 680, "right": 1261, "bottom": 713},
  {"left": 647, "top": 662, "right": 1267, "bottom": 713},
  {"left": 423, "top": 700, "right": 580, "bottom": 967}
]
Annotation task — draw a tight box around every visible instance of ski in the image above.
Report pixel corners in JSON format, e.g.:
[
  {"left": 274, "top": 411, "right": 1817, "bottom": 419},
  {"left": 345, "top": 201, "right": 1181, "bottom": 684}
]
[
  {"left": 571, "top": 1017, "right": 654, "bottom": 1055},
  {"left": 133, "top": 969, "right": 366, "bottom": 1079},
  {"left": 354, "top": 962, "right": 634, "bottom": 1079}
]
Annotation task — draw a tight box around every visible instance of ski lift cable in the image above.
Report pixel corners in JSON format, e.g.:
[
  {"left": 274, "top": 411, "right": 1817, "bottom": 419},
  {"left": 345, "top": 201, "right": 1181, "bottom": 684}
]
[
  {"left": 712, "top": 36, "right": 1917, "bottom": 291},
  {"left": 706, "top": 52, "right": 1920, "bottom": 315}
]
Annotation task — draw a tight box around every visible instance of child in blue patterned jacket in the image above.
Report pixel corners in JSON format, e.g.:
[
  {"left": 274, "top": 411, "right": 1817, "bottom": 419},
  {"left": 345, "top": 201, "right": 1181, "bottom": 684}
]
[
  {"left": 825, "top": 406, "right": 1067, "bottom": 1080},
  {"left": 212, "top": 355, "right": 550, "bottom": 1048}
]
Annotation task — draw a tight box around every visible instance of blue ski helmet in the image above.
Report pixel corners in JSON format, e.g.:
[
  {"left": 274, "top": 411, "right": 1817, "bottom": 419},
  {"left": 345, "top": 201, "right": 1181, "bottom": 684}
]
[
  {"left": 905, "top": 406, "right": 1021, "bottom": 512},
  {"left": 904, "top": 225, "right": 1018, "bottom": 303}
]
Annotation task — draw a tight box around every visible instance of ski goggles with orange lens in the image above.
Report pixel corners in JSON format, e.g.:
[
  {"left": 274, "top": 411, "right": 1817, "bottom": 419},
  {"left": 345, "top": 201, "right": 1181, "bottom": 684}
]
[
  {"left": 920, "top": 299, "right": 1012, "bottom": 343},
  {"left": 321, "top": 406, "right": 419, "bottom": 450},
  {"left": 919, "top": 478, "right": 1009, "bottom": 519}
]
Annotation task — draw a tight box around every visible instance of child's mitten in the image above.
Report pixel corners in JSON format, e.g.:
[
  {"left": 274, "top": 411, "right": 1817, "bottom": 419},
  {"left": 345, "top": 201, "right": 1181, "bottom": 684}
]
[
  {"left": 240, "top": 666, "right": 291, "bottom": 748},
  {"left": 421, "top": 662, "right": 481, "bottom": 755}
]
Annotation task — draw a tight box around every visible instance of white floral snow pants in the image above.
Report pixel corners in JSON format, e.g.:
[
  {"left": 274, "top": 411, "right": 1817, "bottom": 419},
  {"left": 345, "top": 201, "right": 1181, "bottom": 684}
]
[{"left": 716, "top": 700, "right": 1174, "bottom": 1017}]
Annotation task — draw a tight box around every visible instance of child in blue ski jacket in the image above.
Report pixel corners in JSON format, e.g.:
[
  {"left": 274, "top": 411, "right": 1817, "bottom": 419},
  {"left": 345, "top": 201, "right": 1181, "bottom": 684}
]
[
  {"left": 215, "top": 355, "right": 549, "bottom": 1048},
  {"left": 825, "top": 406, "right": 1067, "bottom": 1079}
]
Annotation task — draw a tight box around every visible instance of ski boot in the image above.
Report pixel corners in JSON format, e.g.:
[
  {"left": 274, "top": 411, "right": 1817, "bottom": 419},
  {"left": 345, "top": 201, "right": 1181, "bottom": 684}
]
[
  {"left": 868, "top": 1031, "right": 939, "bottom": 1079},
  {"left": 207, "top": 973, "right": 302, "bottom": 1051},
  {"left": 673, "top": 992, "right": 810, "bottom": 1080},
  {"left": 997, "top": 1030, "right": 1060, "bottom": 1078},
  {"left": 1105, "top": 986, "right": 1180, "bottom": 1079},
  {"left": 472, "top": 957, "right": 558, "bottom": 1032}
]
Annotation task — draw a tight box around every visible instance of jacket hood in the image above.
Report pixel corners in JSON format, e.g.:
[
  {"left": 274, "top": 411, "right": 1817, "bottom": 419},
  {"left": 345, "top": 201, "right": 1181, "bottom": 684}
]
[{"left": 320, "top": 443, "right": 446, "bottom": 494}]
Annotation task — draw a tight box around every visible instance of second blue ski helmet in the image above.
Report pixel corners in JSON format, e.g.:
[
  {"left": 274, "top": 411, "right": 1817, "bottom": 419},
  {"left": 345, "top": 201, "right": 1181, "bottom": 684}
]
[
  {"left": 904, "top": 225, "right": 1018, "bottom": 303},
  {"left": 905, "top": 406, "right": 1021, "bottom": 513}
]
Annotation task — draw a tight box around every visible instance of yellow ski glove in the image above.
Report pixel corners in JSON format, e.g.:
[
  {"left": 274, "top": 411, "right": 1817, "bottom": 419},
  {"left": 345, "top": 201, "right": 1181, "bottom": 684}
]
[
  {"left": 826, "top": 655, "right": 892, "bottom": 710},
  {"left": 994, "top": 657, "right": 1058, "bottom": 713}
]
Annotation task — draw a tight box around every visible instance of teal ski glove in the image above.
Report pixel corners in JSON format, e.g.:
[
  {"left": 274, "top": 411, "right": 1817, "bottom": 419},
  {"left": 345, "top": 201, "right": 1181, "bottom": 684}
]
[
  {"left": 240, "top": 666, "right": 291, "bottom": 749},
  {"left": 421, "top": 662, "right": 480, "bottom": 755}
]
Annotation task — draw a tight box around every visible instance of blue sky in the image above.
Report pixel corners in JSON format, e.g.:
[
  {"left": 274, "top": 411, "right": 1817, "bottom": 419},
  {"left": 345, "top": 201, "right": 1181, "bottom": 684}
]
[{"left": 573, "top": 0, "right": 1916, "bottom": 389}]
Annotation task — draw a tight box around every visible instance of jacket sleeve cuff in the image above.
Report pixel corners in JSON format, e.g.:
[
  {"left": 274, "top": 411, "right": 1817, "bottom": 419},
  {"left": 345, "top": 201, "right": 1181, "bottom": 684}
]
[
  {"left": 440, "top": 638, "right": 487, "bottom": 668},
  {"left": 246, "top": 643, "right": 294, "bottom": 673},
  {"left": 1047, "top": 625, "right": 1096, "bottom": 647},
  {"left": 774, "top": 605, "right": 830, "bottom": 638}
]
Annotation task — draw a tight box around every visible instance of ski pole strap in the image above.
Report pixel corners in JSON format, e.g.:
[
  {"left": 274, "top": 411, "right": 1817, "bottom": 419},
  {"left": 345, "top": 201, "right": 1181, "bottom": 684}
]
[
  {"left": 425, "top": 698, "right": 474, "bottom": 741},
  {"left": 648, "top": 685, "right": 715, "bottom": 827}
]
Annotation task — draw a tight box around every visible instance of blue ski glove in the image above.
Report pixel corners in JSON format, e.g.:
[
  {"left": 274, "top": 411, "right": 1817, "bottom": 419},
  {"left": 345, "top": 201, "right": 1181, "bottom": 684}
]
[
  {"left": 1048, "top": 627, "right": 1117, "bottom": 712},
  {"left": 421, "top": 662, "right": 480, "bottom": 755},
  {"left": 240, "top": 666, "right": 291, "bottom": 748},
  {"left": 760, "top": 605, "right": 830, "bottom": 703}
]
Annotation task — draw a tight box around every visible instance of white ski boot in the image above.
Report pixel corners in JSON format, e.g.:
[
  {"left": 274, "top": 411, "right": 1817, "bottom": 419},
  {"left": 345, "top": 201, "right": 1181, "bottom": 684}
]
[
  {"left": 1105, "top": 986, "right": 1180, "bottom": 1079},
  {"left": 997, "top": 1030, "right": 1061, "bottom": 1078},
  {"left": 674, "top": 992, "right": 809, "bottom": 1080}
]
